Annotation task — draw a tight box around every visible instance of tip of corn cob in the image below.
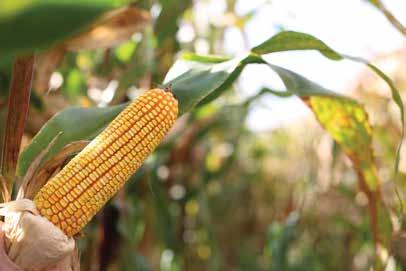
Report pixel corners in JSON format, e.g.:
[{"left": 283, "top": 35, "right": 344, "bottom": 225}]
[{"left": 34, "top": 88, "right": 178, "bottom": 237}]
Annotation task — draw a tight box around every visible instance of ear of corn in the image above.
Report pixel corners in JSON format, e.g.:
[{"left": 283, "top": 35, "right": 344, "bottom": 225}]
[{"left": 34, "top": 88, "right": 178, "bottom": 237}]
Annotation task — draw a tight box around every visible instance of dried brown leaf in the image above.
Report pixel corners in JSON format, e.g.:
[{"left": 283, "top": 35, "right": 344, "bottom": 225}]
[
  {"left": 0, "top": 199, "right": 75, "bottom": 271},
  {"left": 65, "top": 6, "right": 150, "bottom": 51}
]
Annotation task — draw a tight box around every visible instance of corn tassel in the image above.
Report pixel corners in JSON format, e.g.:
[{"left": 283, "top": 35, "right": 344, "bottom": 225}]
[{"left": 34, "top": 88, "right": 178, "bottom": 237}]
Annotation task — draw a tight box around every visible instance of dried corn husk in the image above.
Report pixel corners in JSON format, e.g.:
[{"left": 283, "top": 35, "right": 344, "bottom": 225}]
[{"left": 0, "top": 199, "right": 77, "bottom": 271}]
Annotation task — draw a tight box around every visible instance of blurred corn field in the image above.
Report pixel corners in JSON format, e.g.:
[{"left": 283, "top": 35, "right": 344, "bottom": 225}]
[{"left": 1, "top": 0, "right": 406, "bottom": 270}]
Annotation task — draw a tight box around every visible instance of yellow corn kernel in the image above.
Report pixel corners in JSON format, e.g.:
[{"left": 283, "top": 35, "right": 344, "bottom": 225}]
[{"left": 34, "top": 88, "right": 178, "bottom": 237}]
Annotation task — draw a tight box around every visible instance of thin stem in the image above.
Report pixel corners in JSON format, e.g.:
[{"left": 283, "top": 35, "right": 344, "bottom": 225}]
[{"left": 0, "top": 54, "right": 34, "bottom": 201}]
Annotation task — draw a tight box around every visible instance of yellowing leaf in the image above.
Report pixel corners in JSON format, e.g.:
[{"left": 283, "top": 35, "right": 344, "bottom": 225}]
[{"left": 306, "top": 96, "right": 379, "bottom": 190}]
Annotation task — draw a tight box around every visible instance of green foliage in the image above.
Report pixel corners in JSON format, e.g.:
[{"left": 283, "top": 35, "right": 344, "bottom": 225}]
[
  {"left": 0, "top": 0, "right": 123, "bottom": 56},
  {"left": 252, "top": 31, "right": 342, "bottom": 60},
  {"left": 164, "top": 55, "right": 242, "bottom": 114}
]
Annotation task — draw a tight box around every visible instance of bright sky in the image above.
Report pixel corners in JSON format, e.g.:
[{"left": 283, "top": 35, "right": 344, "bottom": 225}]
[{"left": 221, "top": 0, "right": 406, "bottom": 131}]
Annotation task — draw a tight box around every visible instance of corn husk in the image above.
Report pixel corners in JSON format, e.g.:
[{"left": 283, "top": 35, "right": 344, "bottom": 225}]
[{"left": 0, "top": 199, "right": 77, "bottom": 271}]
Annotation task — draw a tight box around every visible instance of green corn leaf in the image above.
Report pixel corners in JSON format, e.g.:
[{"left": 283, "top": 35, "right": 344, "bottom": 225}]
[
  {"left": 252, "top": 31, "right": 404, "bottom": 173},
  {"left": 17, "top": 103, "right": 126, "bottom": 176},
  {"left": 0, "top": 0, "right": 121, "bottom": 56},
  {"left": 252, "top": 31, "right": 342, "bottom": 60},
  {"left": 163, "top": 54, "right": 244, "bottom": 115}
]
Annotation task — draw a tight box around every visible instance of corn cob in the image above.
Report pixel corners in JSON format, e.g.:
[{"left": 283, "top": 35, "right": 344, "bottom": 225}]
[{"left": 34, "top": 88, "right": 178, "bottom": 237}]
